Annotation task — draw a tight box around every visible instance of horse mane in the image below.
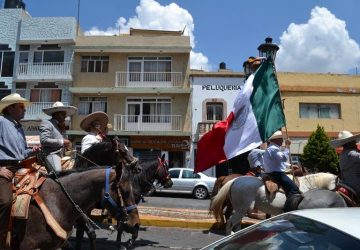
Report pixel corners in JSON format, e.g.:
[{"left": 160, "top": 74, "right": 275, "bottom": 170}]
[
  {"left": 54, "top": 165, "right": 111, "bottom": 177},
  {"left": 300, "top": 172, "right": 335, "bottom": 189}
]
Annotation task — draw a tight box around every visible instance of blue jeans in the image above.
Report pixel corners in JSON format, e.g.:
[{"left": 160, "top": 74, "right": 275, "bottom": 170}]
[{"left": 268, "top": 172, "right": 300, "bottom": 196}]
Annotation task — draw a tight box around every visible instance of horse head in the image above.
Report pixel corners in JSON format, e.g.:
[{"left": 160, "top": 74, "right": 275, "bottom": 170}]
[
  {"left": 112, "top": 136, "right": 142, "bottom": 174},
  {"left": 154, "top": 154, "right": 173, "bottom": 188}
]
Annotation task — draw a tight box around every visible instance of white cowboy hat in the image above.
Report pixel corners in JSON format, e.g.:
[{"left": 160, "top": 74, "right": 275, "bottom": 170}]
[
  {"left": 80, "top": 111, "right": 109, "bottom": 132},
  {"left": 42, "top": 101, "right": 77, "bottom": 117},
  {"left": 268, "top": 130, "right": 284, "bottom": 141},
  {"left": 0, "top": 93, "right": 31, "bottom": 113},
  {"left": 330, "top": 131, "right": 360, "bottom": 148}
]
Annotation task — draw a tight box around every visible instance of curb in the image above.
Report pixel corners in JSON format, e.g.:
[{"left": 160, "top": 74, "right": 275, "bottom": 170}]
[{"left": 90, "top": 214, "right": 256, "bottom": 230}]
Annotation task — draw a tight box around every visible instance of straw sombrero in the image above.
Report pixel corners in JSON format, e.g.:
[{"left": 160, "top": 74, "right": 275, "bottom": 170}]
[
  {"left": 330, "top": 131, "right": 360, "bottom": 148},
  {"left": 0, "top": 93, "right": 31, "bottom": 113},
  {"left": 80, "top": 111, "right": 109, "bottom": 132},
  {"left": 268, "top": 130, "right": 284, "bottom": 141},
  {"left": 42, "top": 101, "right": 77, "bottom": 117}
]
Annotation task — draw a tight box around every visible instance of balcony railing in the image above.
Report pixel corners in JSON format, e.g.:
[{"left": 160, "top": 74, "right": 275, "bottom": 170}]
[
  {"left": 24, "top": 102, "right": 69, "bottom": 120},
  {"left": 17, "top": 62, "right": 73, "bottom": 81},
  {"left": 195, "top": 122, "right": 216, "bottom": 141},
  {"left": 114, "top": 114, "right": 182, "bottom": 132},
  {"left": 115, "top": 71, "right": 183, "bottom": 88}
]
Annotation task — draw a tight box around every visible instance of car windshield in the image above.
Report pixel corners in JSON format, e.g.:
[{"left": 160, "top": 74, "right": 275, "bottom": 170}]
[{"left": 206, "top": 214, "right": 360, "bottom": 250}]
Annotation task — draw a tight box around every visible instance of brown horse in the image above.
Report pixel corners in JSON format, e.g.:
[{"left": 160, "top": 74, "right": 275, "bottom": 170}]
[{"left": 11, "top": 165, "right": 134, "bottom": 250}]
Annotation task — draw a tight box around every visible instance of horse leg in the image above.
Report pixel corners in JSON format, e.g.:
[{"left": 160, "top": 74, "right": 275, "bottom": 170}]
[
  {"left": 224, "top": 201, "right": 233, "bottom": 223},
  {"left": 74, "top": 214, "right": 97, "bottom": 250},
  {"left": 74, "top": 219, "right": 85, "bottom": 250},
  {"left": 226, "top": 211, "right": 244, "bottom": 235}
]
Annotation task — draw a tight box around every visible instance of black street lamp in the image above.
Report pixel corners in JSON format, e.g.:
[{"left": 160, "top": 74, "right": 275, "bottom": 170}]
[
  {"left": 257, "top": 37, "right": 279, "bottom": 62},
  {"left": 243, "top": 56, "right": 262, "bottom": 79}
]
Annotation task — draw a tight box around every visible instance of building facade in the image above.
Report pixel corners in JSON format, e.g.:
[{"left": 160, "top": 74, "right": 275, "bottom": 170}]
[
  {"left": 69, "top": 28, "right": 192, "bottom": 167},
  {"left": 0, "top": 3, "right": 77, "bottom": 144},
  {"left": 190, "top": 69, "right": 245, "bottom": 176}
]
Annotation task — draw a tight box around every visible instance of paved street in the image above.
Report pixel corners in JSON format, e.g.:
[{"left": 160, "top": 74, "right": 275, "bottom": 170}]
[{"left": 67, "top": 225, "right": 225, "bottom": 249}]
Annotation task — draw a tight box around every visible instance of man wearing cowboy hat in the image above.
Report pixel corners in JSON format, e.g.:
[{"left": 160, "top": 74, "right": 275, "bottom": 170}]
[
  {"left": 80, "top": 111, "right": 109, "bottom": 154},
  {"left": 39, "top": 101, "right": 77, "bottom": 172},
  {"left": 330, "top": 131, "right": 360, "bottom": 199},
  {"left": 0, "top": 93, "right": 40, "bottom": 246},
  {"left": 263, "top": 130, "right": 302, "bottom": 212}
]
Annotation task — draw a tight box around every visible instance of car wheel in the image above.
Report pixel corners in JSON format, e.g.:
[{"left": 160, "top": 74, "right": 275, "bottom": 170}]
[{"left": 193, "top": 186, "right": 208, "bottom": 199}]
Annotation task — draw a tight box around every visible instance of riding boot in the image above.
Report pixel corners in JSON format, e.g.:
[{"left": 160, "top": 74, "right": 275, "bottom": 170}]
[{"left": 284, "top": 193, "right": 304, "bottom": 212}]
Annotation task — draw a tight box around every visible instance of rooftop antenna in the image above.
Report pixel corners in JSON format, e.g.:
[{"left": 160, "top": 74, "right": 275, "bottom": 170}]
[
  {"left": 181, "top": 25, "right": 186, "bottom": 35},
  {"left": 76, "top": 0, "right": 81, "bottom": 36}
]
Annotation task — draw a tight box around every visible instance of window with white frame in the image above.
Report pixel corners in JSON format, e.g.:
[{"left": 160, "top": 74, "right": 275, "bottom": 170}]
[
  {"left": 128, "top": 56, "right": 171, "bottom": 82},
  {"left": 299, "top": 103, "right": 341, "bottom": 119},
  {"left": 15, "top": 82, "right": 27, "bottom": 98},
  {"left": 33, "top": 51, "right": 64, "bottom": 63},
  {"left": 206, "top": 102, "right": 223, "bottom": 121},
  {"left": 30, "top": 83, "right": 61, "bottom": 103},
  {"left": 81, "top": 56, "right": 109, "bottom": 72},
  {"left": 126, "top": 97, "right": 171, "bottom": 123},
  {"left": 79, "top": 97, "right": 107, "bottom": 115}
]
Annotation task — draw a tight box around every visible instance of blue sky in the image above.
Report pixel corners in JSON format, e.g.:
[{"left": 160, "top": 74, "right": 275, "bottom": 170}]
[{"left": 23, "top": 0, "right": 360, "bottom": 74}]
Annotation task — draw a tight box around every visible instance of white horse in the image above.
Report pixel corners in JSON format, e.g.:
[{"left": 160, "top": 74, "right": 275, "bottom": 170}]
[{"left": 210, "top": 173, "right": 346, "bottom": 234}]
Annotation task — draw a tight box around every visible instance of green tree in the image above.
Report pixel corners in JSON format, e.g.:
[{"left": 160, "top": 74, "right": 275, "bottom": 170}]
[{"left": 300, "top": 125, "right": 339, "bottom": 173}]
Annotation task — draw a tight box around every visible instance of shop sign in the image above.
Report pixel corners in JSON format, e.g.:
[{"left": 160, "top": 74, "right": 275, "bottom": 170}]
[{"left": 130, "top": 136, "right": 190, "bottom": 151}]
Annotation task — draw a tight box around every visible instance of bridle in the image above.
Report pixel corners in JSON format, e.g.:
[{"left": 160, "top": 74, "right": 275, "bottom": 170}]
[
  {"left": 113, "top": 139, "right": 140, "bottom": 173},
  {"left": 154, "top": 157, "right": 171, "bottom": 185}
]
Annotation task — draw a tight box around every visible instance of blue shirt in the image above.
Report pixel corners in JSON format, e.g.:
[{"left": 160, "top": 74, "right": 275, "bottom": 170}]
[
  {"left": 0, "top": 115, "right": 32, "bottom": 161},
  {"left": 247, "top": 148, "right": 265, "bottom": 168},
  {"left": 263, "top": 142, "right": 290, "bottom": 173}
]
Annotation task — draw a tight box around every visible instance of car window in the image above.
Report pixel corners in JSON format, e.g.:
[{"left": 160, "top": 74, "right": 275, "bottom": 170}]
[
  {"left": 182, "top": 170, "right": 194, "bottom": 179},
  {"left": 209, "top": 214, "right": 360, "bottom": 250},
  {"left": 169, "top": 169, "right": 180, "bottom": 178},
  {"left": 193, "top": 173, "right": 201, "bottom": 179}
]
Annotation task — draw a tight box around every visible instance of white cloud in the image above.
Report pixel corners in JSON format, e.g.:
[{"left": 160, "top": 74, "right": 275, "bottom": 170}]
[
  {"left": 85, "top": 0, "right": 211, "bottom": 71},
  {"left": 277, "top": 6, "right": 360, "bottom": 73}
]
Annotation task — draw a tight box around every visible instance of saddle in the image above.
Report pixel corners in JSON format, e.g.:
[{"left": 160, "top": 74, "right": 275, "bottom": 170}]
[
  {"left": 8, "top": 157, "right": 67, "bottom": 246},
  {"left": 336, "top": 183, "right": 360, "bottom": 207},
  {"left": 261, "top": 174, "right": 300, "bottom": 200}
]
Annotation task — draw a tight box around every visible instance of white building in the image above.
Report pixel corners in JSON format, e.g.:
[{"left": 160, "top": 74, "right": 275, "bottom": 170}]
[{"left": 189, "top": 67, "right": 245, "bottom": 176}]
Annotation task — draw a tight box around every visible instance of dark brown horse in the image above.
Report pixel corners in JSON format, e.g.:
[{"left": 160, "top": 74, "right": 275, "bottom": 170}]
[
  {"left": 73, "top": 139, "right": 142, "bottom": 250},
  {"left": 10, "top": 165, "right": 131, "bottom": 250},
  {"left": 116, "top": 154, "right": 173, "bottom": 248}
]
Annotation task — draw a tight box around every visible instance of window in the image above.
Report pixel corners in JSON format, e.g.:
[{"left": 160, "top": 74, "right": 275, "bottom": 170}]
[
  {"left": 81, "top": 56, "right": 109, "bottom": 72},
  {"left": 30, "top": 83, "right": 61, "bottom": 103},
  {"left": 126, "top": 97, "right": 171, "bottom": 123},
  {"left": 33, "top": 51, "right": 64, "bottom": 63},
  {"left": 15, "top": 82, "right": 27, "bottom": 98},
  {"left": 79, "top": 97, "right": 107, "bottom": 115},
  {"left": 128, "top": 56, "right": 171, "bottom": 82},
  {"left": 206, "top": 102, "right": 223, "bottom": 121},
  {"left": 299, "top": 103, "right": 340, "bottom": 119},
  {"left": 0, "top": 51, "right": 15, "bottom": 77},
  {"left": 0, "top": 82, "right": 11, "bottom": 99},
  {"left": 169, "top": 169, "right": 180, "bottom": 178}
]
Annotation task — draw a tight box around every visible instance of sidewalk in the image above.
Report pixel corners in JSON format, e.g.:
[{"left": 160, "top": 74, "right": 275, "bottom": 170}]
[{"left": 91, "top": 205, "right": 262, "bottom": 230}]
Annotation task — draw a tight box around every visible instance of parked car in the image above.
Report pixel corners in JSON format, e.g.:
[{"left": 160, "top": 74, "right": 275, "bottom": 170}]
[
  {"left": 201, "top": 208, "right": 360, "bottom": 249},
  {"left": 155, "top": 168, "right": 216, "bottom": 199}
]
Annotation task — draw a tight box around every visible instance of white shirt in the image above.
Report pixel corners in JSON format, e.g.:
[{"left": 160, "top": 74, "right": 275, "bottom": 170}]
[
  {"left": 81, "top": 132, "right": 102, "bottom": 153},
  {"left": 263, "top": 142, "right": 290, "bottom": 173}
]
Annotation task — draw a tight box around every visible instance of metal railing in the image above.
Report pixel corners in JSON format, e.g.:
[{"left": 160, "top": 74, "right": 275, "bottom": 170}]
[
  {"left": 24, "top": 102, "right": 69, "bottom": 120},
  {"left": 115, "top": 71, "right": 183, "bottom": 87},
  {"left": 114, "top": 114, "right": 182, "bottom": 131},
  {"left": 195, "top": 122, "right": 216, "bottom": 141},
  {"left": 17, "top": 62, "right": 73, "bottom": 80}
]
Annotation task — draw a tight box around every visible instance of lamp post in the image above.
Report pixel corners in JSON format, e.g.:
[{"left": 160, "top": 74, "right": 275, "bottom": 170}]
[{"left": 257, "top": 36, "right": 279, "bottom": 62}]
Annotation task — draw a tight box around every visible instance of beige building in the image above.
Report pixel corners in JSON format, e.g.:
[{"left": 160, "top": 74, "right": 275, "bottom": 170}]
[
  {"left": 278, "top": 72, "right": 360, "bottom": 158},
  {"left": 69, "top": 28, "right": 192, "bottom": 166}
]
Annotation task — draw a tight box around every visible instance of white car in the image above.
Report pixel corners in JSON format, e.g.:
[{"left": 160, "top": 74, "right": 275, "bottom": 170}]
[
  {"left": 201, "top": 208, "right": 360, "bottom": 249},
  {"left": 155, "top": 168, "right": 216, "bottom": 199}
]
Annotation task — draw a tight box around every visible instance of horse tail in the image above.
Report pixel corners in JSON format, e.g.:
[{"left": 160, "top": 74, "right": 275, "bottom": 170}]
[
  {"left": 211, "top": 176, "right": 227, "bottom": 198},
  {"left": 209, "top": 178, "right": 236, "bottom": 224}
]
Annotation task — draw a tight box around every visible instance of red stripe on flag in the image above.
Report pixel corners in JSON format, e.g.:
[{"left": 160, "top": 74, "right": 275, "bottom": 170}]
[{"left": 194, "top": 112, "right": 234, "bottom": 173}]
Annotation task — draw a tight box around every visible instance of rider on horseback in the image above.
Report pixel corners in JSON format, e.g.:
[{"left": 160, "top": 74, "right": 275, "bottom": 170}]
[
  {"left": 330, "top": 131, "right": 360, "bottom": 203},
  {"left": 263, "top": 130, "right": 303, "bottom": 212},
  {"left": 0, "top": 94, "right": 40, "bottom": 247}
]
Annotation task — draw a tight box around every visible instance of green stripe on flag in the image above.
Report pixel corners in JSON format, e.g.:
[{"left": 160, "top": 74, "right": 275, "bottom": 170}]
[{"left": 250, "top": 58, "right": 286, "bottom": 141}]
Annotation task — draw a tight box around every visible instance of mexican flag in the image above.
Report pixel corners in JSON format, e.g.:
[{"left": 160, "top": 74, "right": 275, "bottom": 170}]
[{"left": 195, "top": 58, "right": 286, "bottom": 173}]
